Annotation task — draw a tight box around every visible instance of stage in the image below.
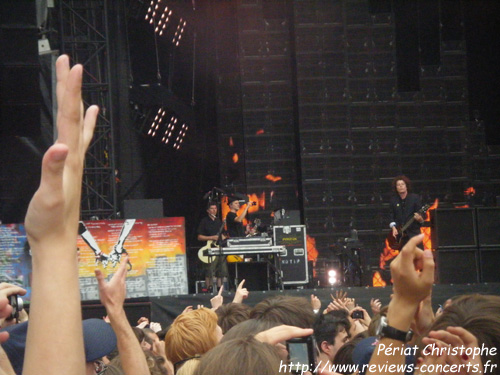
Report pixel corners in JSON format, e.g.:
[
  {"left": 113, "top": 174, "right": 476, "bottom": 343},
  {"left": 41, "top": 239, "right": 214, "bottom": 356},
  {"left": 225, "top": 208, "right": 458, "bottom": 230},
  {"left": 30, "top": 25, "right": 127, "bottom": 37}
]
[{"left": 82, "top": 282, "right": 500, "bottom": 327}]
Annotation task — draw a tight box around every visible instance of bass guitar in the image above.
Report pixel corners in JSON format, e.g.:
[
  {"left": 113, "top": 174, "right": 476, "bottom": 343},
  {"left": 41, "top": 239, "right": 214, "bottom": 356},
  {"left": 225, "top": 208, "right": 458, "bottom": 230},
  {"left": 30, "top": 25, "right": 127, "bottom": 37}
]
[{"left": 386, "top": 204, "right": 430, "bottom": 250}]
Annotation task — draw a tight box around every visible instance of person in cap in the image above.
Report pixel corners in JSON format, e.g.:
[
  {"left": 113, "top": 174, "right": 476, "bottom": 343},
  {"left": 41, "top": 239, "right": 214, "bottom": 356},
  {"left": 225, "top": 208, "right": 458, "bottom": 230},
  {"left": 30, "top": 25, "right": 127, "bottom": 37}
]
[
  {"left": 1, "top": 319, "right": 118, "bottom": 375},
  {"left": 226, "top": 197, "right": 253, "bottom": 238}
]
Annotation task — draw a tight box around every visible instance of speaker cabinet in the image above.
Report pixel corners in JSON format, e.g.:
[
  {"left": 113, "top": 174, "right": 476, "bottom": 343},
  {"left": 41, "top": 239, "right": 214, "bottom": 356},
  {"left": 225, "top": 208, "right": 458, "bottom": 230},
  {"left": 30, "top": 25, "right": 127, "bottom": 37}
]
[
  {"left": 123, "top": 199, "right": 163, "bottom": 219},
  {"left": 479, "top": 248, "right": 500, "bottom": 282},
  {"left": 431, "top": 208, "right": 477, "bottom": 248},
  {"left": 437, "top": 249, "right": 479, "bottom": 284},
  {"left": 234, "top": 262, "right": 269, "bottom": 291},
  {"left": 476, "top": 208, "right": 500, "bottom": 247}
]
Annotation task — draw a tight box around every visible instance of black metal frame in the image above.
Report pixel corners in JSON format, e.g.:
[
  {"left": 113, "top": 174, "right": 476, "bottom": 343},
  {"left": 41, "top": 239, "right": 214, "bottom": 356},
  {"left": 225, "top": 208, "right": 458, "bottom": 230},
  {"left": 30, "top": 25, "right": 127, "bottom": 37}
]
[{"left": 58, "top": 0, "right": 117, "bottom": 220}]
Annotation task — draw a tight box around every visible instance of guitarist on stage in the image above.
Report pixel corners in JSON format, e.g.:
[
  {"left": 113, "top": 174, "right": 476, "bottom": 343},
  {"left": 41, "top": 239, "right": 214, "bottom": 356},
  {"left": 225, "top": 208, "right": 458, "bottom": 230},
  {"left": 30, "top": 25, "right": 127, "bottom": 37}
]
[
  {"left": 197, "top": 201, "right": 227, "bottom": 291},
  {"left": 382, "top": 175, "right": 425, "bottom": 284}
]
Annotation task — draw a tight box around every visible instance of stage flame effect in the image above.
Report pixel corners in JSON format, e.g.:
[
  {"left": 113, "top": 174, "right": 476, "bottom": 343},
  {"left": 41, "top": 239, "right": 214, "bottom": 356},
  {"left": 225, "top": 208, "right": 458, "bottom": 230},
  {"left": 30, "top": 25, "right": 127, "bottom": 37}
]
[
  {"left": 265, "top": 174, "right": 282, "bottom": 182},
  {"left": 373, "top": 199, "right": 439, "bottom": 287}
]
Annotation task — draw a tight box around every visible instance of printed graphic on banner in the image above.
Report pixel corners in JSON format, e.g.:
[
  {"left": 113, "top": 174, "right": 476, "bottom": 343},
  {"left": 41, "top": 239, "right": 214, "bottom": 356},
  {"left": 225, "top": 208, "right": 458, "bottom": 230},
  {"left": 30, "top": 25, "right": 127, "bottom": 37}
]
[
  {"left": 0, "top": 224, "right": 32, "bottom": 299},
  {"left": 77, "top": 217, "right": 188, "bottom": 300}
]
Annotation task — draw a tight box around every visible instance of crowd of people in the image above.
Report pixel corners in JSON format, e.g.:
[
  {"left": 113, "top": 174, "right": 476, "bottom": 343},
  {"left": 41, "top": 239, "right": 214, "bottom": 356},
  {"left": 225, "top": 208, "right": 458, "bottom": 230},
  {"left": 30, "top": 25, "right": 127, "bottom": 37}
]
[{"left": 0, "top": 55, "right": 499, "bottom": 375}]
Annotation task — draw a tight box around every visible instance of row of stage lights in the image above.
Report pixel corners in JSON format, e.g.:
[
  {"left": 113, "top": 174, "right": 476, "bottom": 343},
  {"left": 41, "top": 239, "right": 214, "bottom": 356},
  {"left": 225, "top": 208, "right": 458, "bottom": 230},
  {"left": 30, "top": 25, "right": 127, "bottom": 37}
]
[
  {"left": 147, "top": 108, "right": 189, "bottom": 150},
  {"left": 145, "top": 0, "right": 187, "bottom": 47}
]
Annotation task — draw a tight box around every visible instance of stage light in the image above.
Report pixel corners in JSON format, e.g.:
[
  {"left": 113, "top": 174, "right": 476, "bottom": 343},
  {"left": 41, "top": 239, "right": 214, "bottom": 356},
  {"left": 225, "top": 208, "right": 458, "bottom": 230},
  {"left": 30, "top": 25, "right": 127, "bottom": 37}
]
[
  {"left": 172, "top": 19, "right": 187, "bottom": 47},
  {"left": 327, "top": 269, "right": 338, "bottom": 285},
  {"left": 145, "top": 1, "right": 172, "bottom": 37}
]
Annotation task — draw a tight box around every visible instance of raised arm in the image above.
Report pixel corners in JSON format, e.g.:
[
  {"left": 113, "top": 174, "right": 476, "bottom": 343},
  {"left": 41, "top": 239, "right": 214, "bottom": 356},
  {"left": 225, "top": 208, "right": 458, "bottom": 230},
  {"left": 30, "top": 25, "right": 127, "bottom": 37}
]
[
  {"left": 95, "top": 256, "right": 150, "bottom": 375},
  {"left": 367, "top": 234, "right": 434, "bottom": 375},
  {"left": 23, "top": 54, "right": 98, "bottom": 375},
  {"left": 234, "top": 204, "right": 251, "bottom": 223}
]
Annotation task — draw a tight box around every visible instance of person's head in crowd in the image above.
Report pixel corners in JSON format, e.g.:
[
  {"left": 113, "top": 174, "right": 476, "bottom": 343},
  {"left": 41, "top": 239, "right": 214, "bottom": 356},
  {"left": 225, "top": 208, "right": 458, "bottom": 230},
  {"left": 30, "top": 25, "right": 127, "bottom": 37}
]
[
  {"left": 428, "top": 294, "right": 500, "bottom": 375},
  {"left": 110, "top": 350, "right": 168, "bottom": 375},
  {"left": 193, "top": 336, "right": 285, "bottom": 375},
  {"left": 165, "top": 308, "right": 222, "bottom": 372},
  {"left": 175, "top": 358, "right": 200, "bottom": 375},
  {"left": 332, "top": 334, "right": 368, "bottom": 374},
  {"left": 215, "top": 302, "right": 252, "bottom": 334},
  {"left": 327, "top": 310, "right": 364, "bottom": 337},
  {"left": 314, "top": 313, "right": 351, "bottom": 365},
  {"left": 143, "top": 327, "right": 159, "bottom": 342},
  {"left": 156, "top": 327, "right": 168, "bottom": 341},
  {"left": 250, "top": 296, "right": 315, "bottom": 328},
  {"left": 367, "top": 305, "right": 388, "bottom": 337},
  {"left": 133, "top": 326, "right": 153, "bottom": 351},
  {"left": 220, "top": 318, "right": 279, "bottom": 343},
  {"left": 1, "top": 319, "right": 118, "bottom": 375}
]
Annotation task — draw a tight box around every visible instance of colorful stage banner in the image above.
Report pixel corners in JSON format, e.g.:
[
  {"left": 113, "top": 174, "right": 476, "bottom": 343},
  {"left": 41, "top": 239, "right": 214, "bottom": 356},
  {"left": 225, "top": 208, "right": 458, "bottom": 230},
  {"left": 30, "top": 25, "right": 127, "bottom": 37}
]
[{"left": 0, "top": 217, "right": 188, "bottom": 302}]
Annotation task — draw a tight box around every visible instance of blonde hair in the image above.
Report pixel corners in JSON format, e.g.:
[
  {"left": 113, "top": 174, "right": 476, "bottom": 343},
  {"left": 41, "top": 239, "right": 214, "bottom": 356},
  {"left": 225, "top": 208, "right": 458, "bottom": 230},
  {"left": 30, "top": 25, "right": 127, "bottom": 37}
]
[
  {"left": 176, "top": 358, "right": 200, "bottom": 375},
  {"left": 165, "top": 308, "right": 219, "bottom": 366}
]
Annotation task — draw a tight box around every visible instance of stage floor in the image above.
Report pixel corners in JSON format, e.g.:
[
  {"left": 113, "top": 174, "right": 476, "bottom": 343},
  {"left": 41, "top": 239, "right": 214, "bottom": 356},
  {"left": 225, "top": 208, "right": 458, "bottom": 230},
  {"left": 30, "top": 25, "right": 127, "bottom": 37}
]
[{"left": 148, "top": 282, "right": 500, "bottom": 325}]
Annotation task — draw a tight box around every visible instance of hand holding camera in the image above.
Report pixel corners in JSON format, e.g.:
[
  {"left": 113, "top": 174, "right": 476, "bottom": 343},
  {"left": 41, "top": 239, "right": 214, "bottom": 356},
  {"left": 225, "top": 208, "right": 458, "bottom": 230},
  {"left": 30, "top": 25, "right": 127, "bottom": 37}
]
[{"left": 0, "top": 283, "right": 26, "bottom": 321}]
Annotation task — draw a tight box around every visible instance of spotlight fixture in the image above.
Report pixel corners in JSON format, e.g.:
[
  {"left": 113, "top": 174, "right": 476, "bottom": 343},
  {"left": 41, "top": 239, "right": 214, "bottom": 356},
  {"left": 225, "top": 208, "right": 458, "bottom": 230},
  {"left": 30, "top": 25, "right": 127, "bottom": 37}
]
[
  {"left": 327, "top": 269, "right": 338, "bottom": 285},
  {"left": 147, "top": 107, "right": 167, "bottom": 137},
  {"left": 145, "top": 0, "right": 172, "bottom": 36},
  {"left": 172, "top": 18, "right": 187, "bottom": 47},
  {"left": 143, "top": 107, "right": 190, "bottom": 150}
]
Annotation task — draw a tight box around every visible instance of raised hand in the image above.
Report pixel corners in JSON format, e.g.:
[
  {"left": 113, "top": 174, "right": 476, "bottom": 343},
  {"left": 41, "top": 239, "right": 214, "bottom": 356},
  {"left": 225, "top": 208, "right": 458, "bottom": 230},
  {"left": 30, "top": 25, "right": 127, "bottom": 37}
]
[
  {"left": 370, "top": 298, "right": 382, "bottom": 315},
  {"left": 95, "top": 255, "right": 129, "bottom": 316},
  {"left": 310, "top": 294, "right": 321, "bottom": 310},
  {"left": 210, "top": 285, "right": 224, "bottom": 310},
  {"left": 390, "top": 234, "right": 434, "bottom": 305},
  {"left": 25, "top": 55, "right": 98, "bottom": 253},
  {"left": 233, "top": 280, "right": 249, "bottom": 304},
  {"left": 23, "top": 55, "right": 98, "bottom": 375}
]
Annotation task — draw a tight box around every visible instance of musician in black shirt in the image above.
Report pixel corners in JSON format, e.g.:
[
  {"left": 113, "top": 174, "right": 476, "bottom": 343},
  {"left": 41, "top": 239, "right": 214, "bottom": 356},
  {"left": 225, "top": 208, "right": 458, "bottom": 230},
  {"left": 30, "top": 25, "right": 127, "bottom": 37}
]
[
  {"left": 197, "top": 202, "right": 227, "bottom": 290},
  {"left": 389, "top": 175, "right": 424, "bottom": 243},
  {"left": 226, "top": 197, "right": 254, "bottom": 238}
]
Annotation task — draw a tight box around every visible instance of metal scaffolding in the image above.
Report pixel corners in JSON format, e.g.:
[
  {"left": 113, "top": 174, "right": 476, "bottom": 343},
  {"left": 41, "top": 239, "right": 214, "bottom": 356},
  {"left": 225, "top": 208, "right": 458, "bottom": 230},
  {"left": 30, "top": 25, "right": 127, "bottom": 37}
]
[{"left": 58, "top": 0, "right": 117, "bottom": 220}]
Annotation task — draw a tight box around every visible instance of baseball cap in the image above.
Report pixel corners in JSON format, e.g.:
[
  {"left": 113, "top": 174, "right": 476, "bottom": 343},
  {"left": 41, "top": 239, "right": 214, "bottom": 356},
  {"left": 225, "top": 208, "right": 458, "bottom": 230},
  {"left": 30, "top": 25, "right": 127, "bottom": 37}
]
[{"left": 1, "top": 318, "right": 117, "bottom": 374}]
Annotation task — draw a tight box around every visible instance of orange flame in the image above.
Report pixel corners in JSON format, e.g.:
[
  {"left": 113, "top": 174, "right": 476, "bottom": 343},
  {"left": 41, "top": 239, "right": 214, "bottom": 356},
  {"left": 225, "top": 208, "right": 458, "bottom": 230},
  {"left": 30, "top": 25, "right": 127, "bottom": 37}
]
[
  {"left": 256, "top": 129, "right": 265, "bottom": 135},
  {"left": 464, "top": 187, "right": 476, "bottom": 196},
  {"left": 265, "top": 174, "right": 282, "bottom": 182},
  {"left": 229, "top": 137, "right": 234, "bottom": 147},
  {"left": 372, "top": 271, "right": 386, "bottom": 287},
  {"left": 421, "top": 199, "right": 438, "bottom": 250},
  {"left": 306, "top": 235, "right": 319, "bottom": 262},
  {"left": 232, "top": 153, "right": 239, "bottom": 163},
  {"left": 455, "top": 204, "right": 469, "bottom": 208},
  {"left": 379, "top": 238, "right": 400, "bottom": 270}
]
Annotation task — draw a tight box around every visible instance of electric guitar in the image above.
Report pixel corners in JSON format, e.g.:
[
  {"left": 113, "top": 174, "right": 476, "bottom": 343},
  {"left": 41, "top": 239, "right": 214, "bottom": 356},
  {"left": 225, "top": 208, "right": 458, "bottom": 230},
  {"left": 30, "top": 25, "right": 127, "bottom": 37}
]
[
  {"left": 386, "top": 204, "right": 430, "bottom": 250},
  {"left": 198, "top": 240, "right": 243, "bottom": 263}
]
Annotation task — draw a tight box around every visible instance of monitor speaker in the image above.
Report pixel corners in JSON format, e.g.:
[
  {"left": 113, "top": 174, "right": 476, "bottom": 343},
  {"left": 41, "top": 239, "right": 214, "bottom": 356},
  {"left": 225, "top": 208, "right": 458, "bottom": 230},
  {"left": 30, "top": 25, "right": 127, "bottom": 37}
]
[
  {"left": 437, "top": 248, "right": 479, "bottom": 284},
  {"left": 431, "top": 208, "right": 477, "bottom": 248}
]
